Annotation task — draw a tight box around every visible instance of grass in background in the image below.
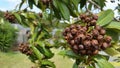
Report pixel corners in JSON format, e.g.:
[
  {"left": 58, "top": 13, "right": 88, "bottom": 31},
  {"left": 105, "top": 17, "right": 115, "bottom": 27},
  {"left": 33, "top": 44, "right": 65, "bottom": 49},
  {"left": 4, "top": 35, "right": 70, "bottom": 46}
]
[{"left": 0, "top": 49, "right": 73, "bottom": 68}]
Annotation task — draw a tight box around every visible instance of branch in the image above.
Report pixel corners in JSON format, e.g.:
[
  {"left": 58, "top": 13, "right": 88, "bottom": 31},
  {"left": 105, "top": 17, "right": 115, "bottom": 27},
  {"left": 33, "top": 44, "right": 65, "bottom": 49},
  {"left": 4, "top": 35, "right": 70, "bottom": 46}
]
[{"left": 87, "top": 0, "right": 101, "bottom": 9}]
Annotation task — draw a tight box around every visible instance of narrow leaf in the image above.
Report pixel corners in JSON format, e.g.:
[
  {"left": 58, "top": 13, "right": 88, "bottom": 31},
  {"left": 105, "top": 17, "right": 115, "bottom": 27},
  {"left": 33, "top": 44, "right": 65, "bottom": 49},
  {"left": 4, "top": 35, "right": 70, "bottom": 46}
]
[
  {"left": 41, "top": 60, "right": 55, "bottom": 68},
  {"left": 105, "top": 21, "right": 120, "bottom": 30},
  {"left": 97, "top": 9, "right": 114, "bottom": 26},
  {"left": 104, "top": 47, "right": 120, "bottom": 56}
]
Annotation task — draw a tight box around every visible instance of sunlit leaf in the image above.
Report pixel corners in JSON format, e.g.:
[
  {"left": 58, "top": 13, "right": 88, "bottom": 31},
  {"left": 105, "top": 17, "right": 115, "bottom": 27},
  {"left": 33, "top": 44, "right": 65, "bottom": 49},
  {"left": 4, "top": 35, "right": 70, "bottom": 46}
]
[
  {"left": 94, "top": 56, "right": 115, "bottom": 68},
  {"left": 104, "top": 47, "right": 120, "bottom": 56},
  {"left": 105, "top": 21, "right": 120, "bottom": 30},
  {"left": 41, "top": 60, "right": 55, "bottom": 68},
  {"left": 97, "top": 9, "right": 114, "bottom": 26}
]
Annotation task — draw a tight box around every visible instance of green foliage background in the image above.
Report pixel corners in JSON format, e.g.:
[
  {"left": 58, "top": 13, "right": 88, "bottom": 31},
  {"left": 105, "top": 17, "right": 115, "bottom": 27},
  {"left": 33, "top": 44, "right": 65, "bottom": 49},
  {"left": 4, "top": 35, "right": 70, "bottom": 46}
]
[{"left": 0, "top": 22, "right": 17, "bottom": 52}]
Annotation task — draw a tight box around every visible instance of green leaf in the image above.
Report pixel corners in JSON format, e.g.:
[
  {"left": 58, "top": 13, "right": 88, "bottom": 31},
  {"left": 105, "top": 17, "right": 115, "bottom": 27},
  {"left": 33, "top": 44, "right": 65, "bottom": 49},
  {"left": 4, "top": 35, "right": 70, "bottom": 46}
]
[
  {"left": 80, "top": 0, "right": 87, "bottom": 9},
  {"left": 41, "top": 60, "right": 55, "bottom": 68},
  {"left": 14, "top": 13, "right": 22, "bottom": 23},
  {"left": 73, "top": 62, "right": 78, "bottom": 68},
  {"left": 36, "top": 42, "right": 54, "bottom": 59},
  {"left": 71, "top": 0, "right": 80, "bottom": 11},
  {"left": 19, "top": 0, "right": 26, "bottom": 9},
  {"left": 105, "top": 21, "right": 120, "bottom": 30},
  {"left": 106, "top": 29, "right": 119, "bottom": 42},
  {"left": 56, "top": 0, "right": 70, "bottom": 20},
  {"left": 30, "top": 45, "right": 43, "bottom": 61},
  {"left": 97, "top": 9, "right": 114, "bottom": 26},
  {"left": 104, "top": 47, "right": 120, "bottom": 56},
  {"left": 94, "top": 0, "right": 106, "bottom": 9},
  {"left": 28, "top": 0, "right": 34, "bottom": 9},
  {"left": 94, "top": 56, "right": 115, "bottom": 68},
  {"left": 59, "top": 50, "right": 79, "bottom": 59},
  {"left": 88, "top": 3, "right": 92, "bottom": 10}
]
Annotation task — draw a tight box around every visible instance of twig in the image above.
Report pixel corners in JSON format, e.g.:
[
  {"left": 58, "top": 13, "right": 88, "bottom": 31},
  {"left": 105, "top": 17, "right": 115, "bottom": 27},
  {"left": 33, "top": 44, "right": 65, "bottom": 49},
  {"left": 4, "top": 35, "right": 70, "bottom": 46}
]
[{"left": 87, "top": 0, "right": 101, "bottom": 9}]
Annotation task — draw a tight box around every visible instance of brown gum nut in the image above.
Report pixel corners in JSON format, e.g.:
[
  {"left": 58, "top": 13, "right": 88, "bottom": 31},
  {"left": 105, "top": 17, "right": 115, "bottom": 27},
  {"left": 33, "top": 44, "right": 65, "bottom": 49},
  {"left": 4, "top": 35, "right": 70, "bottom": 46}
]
[
  {"left": 82, "top": 26, "right": 88, "bottom": 31},
  {"left": 90, "top": 20, "right": 96, "bottom": 26},
  {"left": 71, "top": 28, "right": 77, "bottom": 35},
  {"left": 67, "top": 33, "right": 73, "bottom": 40},
  {"left": 78, "top": 45, "right": 84, "bottom": 50},
  {"left": 70, "top": 40, "right": 75, "bottom": 45},
  {"left": 85, "top": 17, "right": 91, "bottom": 23},
  {"left": 73, "top": 45, "right": 79, "bottom": 51},
  {"left": 63, "top": 31, "right": 67, "bottom": 36},
  {"left": 80, "top": 50, "right": 86, "bottom": 55},
  {"left": 77, "top": 34, "right": 86, "bottom": 41},
  {"left": 76, "top": 25, "right": 81, "bottom": 30},
  {"left": 105, "top": 36, "right": 112, "bottom": 43},
  {"left": 100, "top": 29, "right": 106, "bottom": 35},
  {"left": 64, "top": 36, "right": 68, "bottom": 40},
  {"left": 74, "top": 38, "right": 79, "bottom": 44},
  {"left": 86, "top": 34, "right": 92, "bottom": 40},
  {"left": 93, "top": 15, "right": 98, "bottom": 20},
  {"left": 70, "top": 25, "right": 75, "bottom": 29},
  {"left": 65, "top": 27, "right": 70, "bottom": 32},
  {"left": 92, "top": 29, "right": 99, "bottom": 37},
  {"left": 95, "top": 25, "right": 101, "bottom": 31},
  {"left": 101, "top": 42, "right": 109, "bottom": 50},
  {"left": 91, "top": 39, "right": 98, "bottom": 46},
  {"left": 97, "top": 35, "right": 104, "bottom": 41},
  {"left": 80, "top": 14, "right": 86, "bottom": 19},
  {"left": 83, "top": 40, "right": 91, "bottom": 46},
  {"left": 92, "top": 50, "right": 99, "bottom": 55},
  {"left": 78, "top": 28, "right": 86, "bottom": 34}
]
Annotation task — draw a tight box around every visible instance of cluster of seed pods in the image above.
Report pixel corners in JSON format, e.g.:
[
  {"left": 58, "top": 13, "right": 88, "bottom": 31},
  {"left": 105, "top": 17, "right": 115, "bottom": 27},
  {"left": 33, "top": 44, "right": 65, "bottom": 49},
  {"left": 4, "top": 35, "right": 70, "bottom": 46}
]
[{"left": 63, "top": 14, "right": 112, "bottom": 55}]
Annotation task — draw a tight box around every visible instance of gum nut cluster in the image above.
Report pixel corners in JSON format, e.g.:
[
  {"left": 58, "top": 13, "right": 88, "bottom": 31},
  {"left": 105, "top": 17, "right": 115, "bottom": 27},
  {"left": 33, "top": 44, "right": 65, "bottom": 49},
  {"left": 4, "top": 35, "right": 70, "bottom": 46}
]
[
  {"left": 63, "top": 14, "right": 112, "bottom": 55},
  {"left": 18, "top": 43, "right": 33, "bottom": 55},
  {"left": 4, "top": 11, "right": 15, "bottom": 23}
]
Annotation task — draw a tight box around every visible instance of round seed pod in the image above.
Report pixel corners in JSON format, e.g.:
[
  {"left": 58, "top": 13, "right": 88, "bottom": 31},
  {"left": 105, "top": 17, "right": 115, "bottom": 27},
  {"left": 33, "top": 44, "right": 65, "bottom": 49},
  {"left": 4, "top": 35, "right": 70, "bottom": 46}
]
[
  {"left": 71, "top": 29, "right": 77, "bottom": 35},
  {"left": 105, "top": 36, "right": 112, "bottom": 43},
  {"left": 97, "top": 35, "right": 104, "bottom": 41},
  {"left": 78, "top": 28, "right": 86, "bottom": 34},
  {"left": 74, "top": 38, "right": 79, "bottom": 44},
  {"left": 92, "top": 50, "right": 99, "bottom": 55},
  {"left": 101, "top": 42, "right": 109, "bottom": 50},
  {"left": 80, "top": 14, "right": 86, "bottom": 19},
  {"left": 76, "top": 25, "right": 81, "bottom": 30},
  {"left": 78, "top": 45, "right": 84, "bottom": 50},
  {"left": 83, "top": 40, "right": 91, "bottom": 47},
  {"left": 80, "top": 50, "right": 86, "bottom": 55},
  {"left": 100, "top": 29, "right": 106, "bottom": 35},
  {"left": 70, "top": 40, "right": 75, "bottom": 45},
  {"left": 85, "top": 17, "right": 91, "bottom": 23},
  {"left": 65, "top": 27, "right": 70, "bottom": 33},
  {"left": 67, "top": 33, "right": 73, "bottom": 40},
  {"left": 92, "top": 29, "right": 99, "bottom": 37},
  {"left": 90, "top": 20, "right": 96, "bottom": 26},
  {"left": 95, "top": 25, "right": 101, "bottom": 31},
  {"left": 82, "top": 26, "right": 88, "bottom": 31},
  {"left": 77, "top": 34, "right": 86, "bottom": 42},
  {"left": 70, "top": 25, "right": 75, "bottom": 29},
  {"left": 92, "top": 15, "right": 98, "bottom": 20},
  {"left": 85, "top": 34, "right": 92, "bottom": 40},
  {"left": 91, "top": 39, "right": 98, "bottom": 46},
  {"left": 73, "top": 45, "right": 79, "bottom": 51}
]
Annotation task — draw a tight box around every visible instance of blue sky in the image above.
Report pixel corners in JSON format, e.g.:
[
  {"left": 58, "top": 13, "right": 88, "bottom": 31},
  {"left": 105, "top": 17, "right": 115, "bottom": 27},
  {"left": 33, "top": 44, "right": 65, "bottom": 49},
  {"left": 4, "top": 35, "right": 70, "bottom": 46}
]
[
  {"left": 0, "top": 0, "right": 21, "bottom": 11},
  {"left": 0, "top": 0, "right": 119, "bottom": 16}
]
